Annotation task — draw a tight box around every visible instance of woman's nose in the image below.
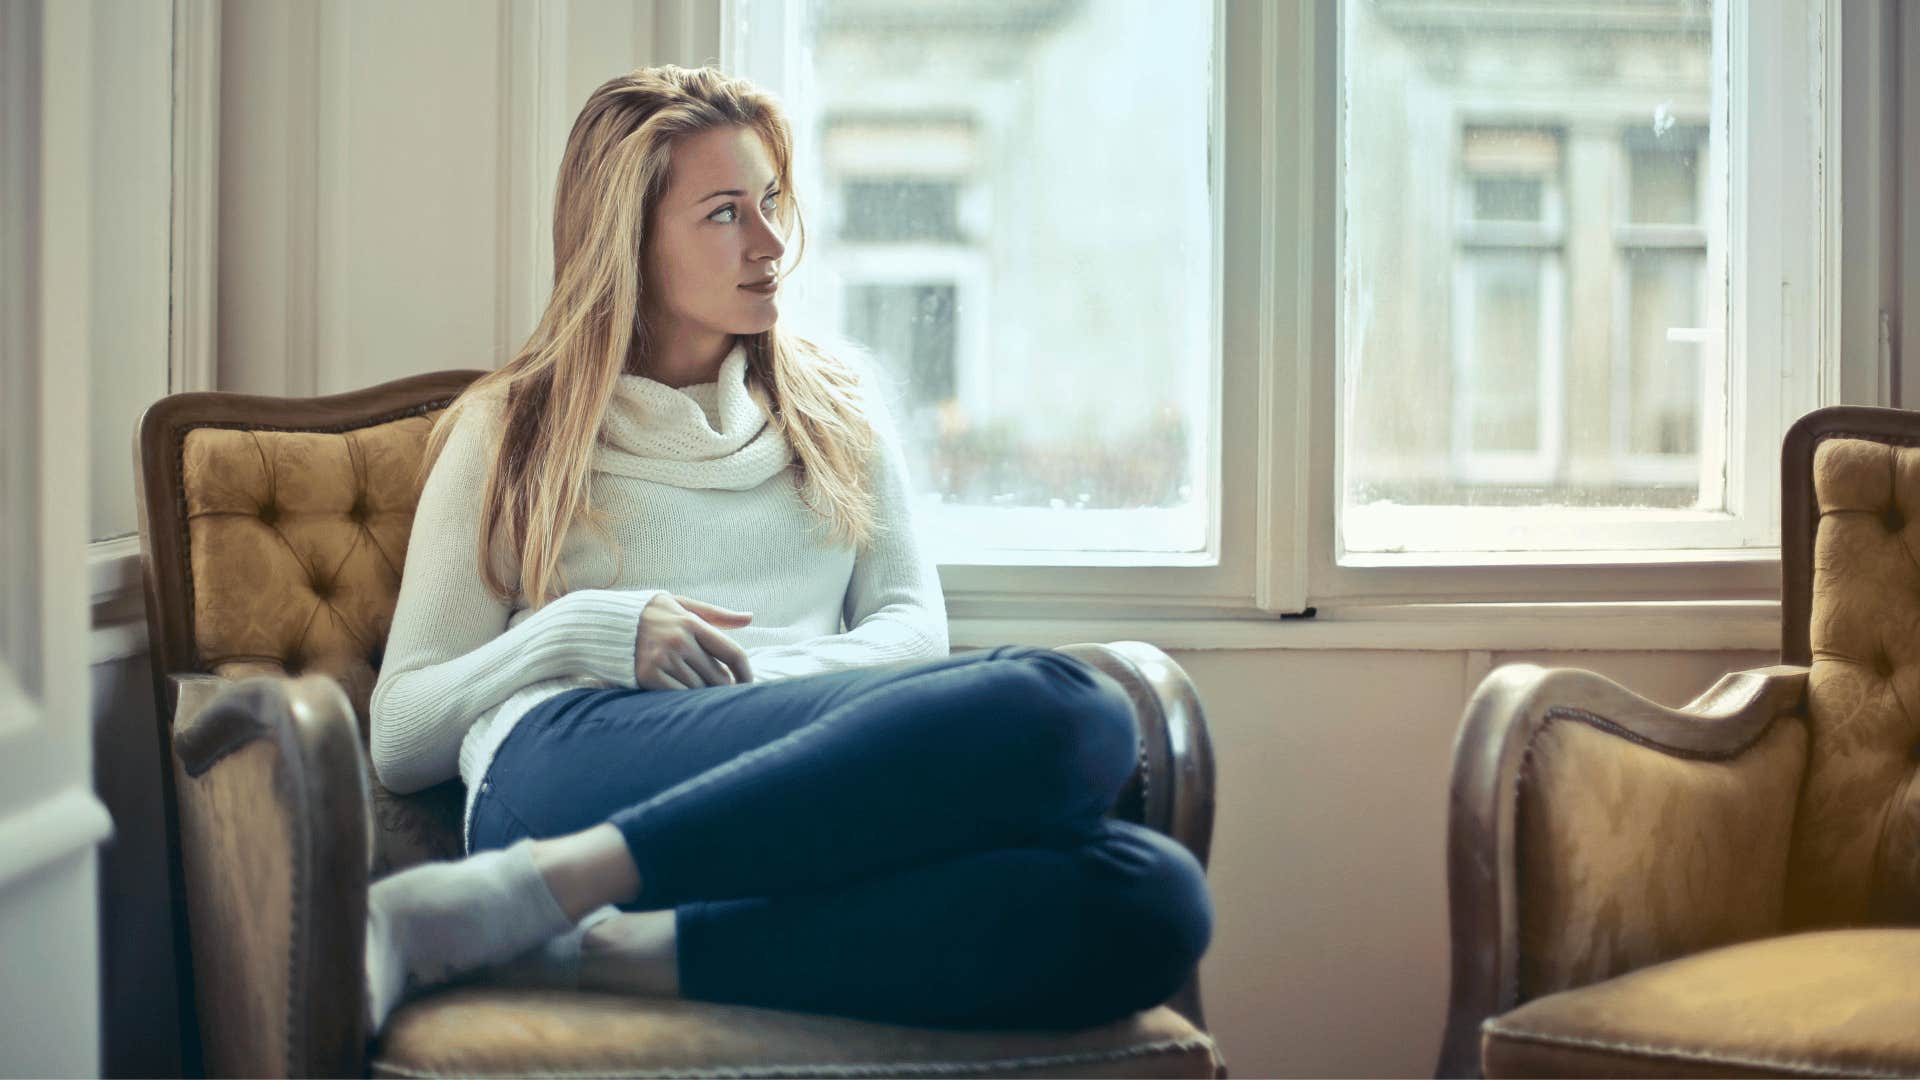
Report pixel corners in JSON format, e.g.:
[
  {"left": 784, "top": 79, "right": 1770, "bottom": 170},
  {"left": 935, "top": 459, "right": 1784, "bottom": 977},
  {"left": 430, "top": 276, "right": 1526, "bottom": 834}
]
[{"left": 750, "top": 212, "right": 787, "bottom": 264}]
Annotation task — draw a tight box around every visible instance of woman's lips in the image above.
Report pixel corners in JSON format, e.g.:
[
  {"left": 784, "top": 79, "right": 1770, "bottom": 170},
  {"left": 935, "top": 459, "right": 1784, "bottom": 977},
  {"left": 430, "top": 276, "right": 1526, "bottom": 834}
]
[{"left": 739, "top": 280, "right": 777, "bottom": 294}]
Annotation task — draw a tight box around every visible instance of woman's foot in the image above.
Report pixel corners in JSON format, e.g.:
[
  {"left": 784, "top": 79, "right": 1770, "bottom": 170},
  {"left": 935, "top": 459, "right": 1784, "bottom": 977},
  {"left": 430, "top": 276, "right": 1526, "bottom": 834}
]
[
  {"left": 363, "top": 839, "right": 579, "bottom": 1030},
  {"left": 478, "top": 904, "right": 622, "bottom": 988},
  {"left": 579, "top": 909, "right": 682, "bottom": 997}
]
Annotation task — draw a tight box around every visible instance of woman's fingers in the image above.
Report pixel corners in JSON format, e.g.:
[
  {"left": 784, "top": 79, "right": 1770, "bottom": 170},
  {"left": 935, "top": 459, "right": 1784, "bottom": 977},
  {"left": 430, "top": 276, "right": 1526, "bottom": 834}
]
[
  {"left": 662, "top": 653, "right": 708, "bottom": 689},
  {"left": 676, "top": 595, "right": 754, "bottom": 626},
  {"left": 689, "top": 620, "right": 754, "bottom": 684},
  {"left": 641, "top": 667, "right": 688, "bottom": 692},
  {"left": 682, "top": 647, "right": 733, "bottom": 688}
]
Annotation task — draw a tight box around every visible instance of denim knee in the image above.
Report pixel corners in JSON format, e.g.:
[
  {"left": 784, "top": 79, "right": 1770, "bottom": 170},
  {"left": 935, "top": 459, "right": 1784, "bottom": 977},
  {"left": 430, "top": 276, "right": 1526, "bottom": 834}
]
[
  {"left": 1080, "top": 827, "right": 1214, "bottom": 1018},
  {"left": 976, "top": 648, "right": 1140, "bottom": 816}
]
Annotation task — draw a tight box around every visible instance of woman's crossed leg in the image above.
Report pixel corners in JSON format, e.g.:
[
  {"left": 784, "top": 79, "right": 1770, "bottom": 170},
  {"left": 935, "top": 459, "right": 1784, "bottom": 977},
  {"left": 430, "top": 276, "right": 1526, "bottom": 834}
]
[{"left": 365, "top": 646, "right": 1213, "bottom": 1031}]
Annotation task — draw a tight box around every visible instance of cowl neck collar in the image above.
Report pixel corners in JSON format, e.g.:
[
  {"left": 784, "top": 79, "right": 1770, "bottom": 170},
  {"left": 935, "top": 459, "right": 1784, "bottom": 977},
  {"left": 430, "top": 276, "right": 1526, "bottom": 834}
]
[{"left": 592, "top": 343, "right": 793, "bottom": 490}]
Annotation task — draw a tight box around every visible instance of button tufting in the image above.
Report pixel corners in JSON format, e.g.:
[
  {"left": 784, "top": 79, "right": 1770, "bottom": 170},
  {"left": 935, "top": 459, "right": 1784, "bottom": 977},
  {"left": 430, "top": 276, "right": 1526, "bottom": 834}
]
[
  {"left": 349, "top": 496, "right": 369, "bottom": 523},
  {"left": 258, "top": 502, "right": 280, "bottom": 525},
  {"left": 1910, "top": 738, "right": 1920, "bottom": 762},
  {"left": 1876, "top": 652, "right": 1897, "bottom": 678},
  {"left": 1886, "top": 504, "right": 1907, "bottom": 533},
  {"left": 311, "top": 576, "right": 333, "bottom": 600}
]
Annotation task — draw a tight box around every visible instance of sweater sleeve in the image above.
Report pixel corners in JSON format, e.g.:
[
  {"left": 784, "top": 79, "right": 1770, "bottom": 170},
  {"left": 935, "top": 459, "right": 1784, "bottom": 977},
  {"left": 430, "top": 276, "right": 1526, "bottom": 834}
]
[
  {"left": 743, "top": 386, "right": 949, "bottom": 682},
  {"left": 369, "top": 396, "right": 660, "bottom": 794}
]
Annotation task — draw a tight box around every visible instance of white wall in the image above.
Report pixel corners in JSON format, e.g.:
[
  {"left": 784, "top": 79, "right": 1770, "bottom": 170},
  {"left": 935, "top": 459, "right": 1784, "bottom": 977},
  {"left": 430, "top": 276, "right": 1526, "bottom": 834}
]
[
  {"left": 1180, "top": 645, "right": 1774, "bottom": 1077},
  {"left": 74, "top": 1, "right": 1910, "bottom": 1077}
]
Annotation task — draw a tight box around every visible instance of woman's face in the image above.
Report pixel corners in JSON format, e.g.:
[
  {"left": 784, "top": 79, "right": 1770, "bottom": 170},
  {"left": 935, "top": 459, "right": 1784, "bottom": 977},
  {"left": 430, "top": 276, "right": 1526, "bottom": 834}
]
[{"left": 643, "top": 125, "right": 788, "bottom": 345}]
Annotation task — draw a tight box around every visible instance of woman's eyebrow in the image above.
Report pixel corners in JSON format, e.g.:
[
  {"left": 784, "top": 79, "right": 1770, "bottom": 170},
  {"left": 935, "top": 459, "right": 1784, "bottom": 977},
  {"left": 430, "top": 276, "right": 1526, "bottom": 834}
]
[{"left": 697, "top": 180, "right": 778, "bottom": 203}]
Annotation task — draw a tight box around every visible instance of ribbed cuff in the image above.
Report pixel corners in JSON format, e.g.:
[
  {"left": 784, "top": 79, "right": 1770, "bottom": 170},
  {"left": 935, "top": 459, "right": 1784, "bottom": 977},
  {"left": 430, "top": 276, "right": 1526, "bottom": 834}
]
[{"left": 530, "top": 588, "right": 661, "bottom": 688}]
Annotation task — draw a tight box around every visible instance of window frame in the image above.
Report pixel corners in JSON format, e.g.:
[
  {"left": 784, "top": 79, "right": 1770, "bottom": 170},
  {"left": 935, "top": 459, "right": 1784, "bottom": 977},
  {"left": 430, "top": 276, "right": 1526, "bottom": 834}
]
[
  {"left": 1334, "top": 0, "right": 1821, "bottom": 567},
  {"left": 711, "top": 0, "right": 1872, "bottom": 640},
  {"left": 1317, "top": 0, "right": 1849, "bottom": 596}
]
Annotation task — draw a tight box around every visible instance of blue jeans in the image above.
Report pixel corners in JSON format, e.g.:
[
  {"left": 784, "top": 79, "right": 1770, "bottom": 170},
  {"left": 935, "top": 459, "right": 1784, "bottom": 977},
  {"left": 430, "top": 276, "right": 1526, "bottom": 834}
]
[{"left": 467, "top": 645, "right": 1213, "bottom": 1031}]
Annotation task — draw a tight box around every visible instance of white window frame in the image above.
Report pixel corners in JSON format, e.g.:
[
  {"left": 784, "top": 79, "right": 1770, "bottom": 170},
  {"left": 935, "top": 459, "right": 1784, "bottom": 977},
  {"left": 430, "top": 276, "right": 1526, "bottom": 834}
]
[
  {"left": 693, "top": 0, "right": 1881, "bottom": 648},
  {"left": 1334, "top": 0, "right": 1823, "bottom": 570},
  {"left": 1318, "top": 0, "right": 1847, "bottom": 596}
]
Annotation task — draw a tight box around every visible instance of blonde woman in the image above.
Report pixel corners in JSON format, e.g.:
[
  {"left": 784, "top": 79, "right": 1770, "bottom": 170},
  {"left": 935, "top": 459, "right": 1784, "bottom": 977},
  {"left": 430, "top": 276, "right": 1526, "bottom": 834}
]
[{"left": 363, "top": 65, "right": 1212, "bottom": 1035}]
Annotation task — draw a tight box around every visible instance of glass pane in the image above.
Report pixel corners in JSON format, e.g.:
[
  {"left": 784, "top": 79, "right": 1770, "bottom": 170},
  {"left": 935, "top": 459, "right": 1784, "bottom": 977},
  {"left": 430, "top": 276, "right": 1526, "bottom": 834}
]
[
  {"left": 1624, "top": 250, "right": 1704, "bottom": 456},
  {"left": 844, "top": 282, "right": 959, "bottom": 433},
  {"left": 1473, "top": 178, "right": 1542, "bottom": 224},
  {"left": 1342, "top": 0, "right": 1722, "bottom": 543},
  {"left": 840, "top": 178, "right": 964, "bottom": 243},
  {"left": 736, "top": 0, "right": 1214, "bottom": 557},
  {"left": 1460, "top": 255, "right": 1544, "bottom": 453},
  {"left": 1627, "top": 129, "right": 1703, "bottom": 226}
]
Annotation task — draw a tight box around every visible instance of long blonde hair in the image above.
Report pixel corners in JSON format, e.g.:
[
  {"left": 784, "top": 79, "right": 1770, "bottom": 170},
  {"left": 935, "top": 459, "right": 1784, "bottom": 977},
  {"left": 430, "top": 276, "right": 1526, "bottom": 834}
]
[{"left": 420, "top": 65, "right": 879, "bottom": 609}]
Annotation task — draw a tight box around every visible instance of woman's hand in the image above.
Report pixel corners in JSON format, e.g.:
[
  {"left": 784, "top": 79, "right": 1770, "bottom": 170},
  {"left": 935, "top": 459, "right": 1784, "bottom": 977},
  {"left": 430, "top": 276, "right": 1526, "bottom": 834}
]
[{"left": 634, "top": 594, "right": 755, "bottom": 690}]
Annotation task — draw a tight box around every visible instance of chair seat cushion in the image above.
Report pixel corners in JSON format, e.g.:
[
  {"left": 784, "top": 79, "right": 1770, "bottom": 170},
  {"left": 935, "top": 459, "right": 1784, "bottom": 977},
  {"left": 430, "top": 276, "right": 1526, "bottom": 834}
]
[
  {"left": 1483, "top": 928, "right": 1920, "bottom": 1078},
  {"left": 371, "top": 985, "right": 1222, "bottom": 1079}
]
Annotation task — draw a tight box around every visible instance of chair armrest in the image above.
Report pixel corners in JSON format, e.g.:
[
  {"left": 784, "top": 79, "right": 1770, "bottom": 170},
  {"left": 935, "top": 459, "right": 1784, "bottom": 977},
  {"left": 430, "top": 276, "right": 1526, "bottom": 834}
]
[
  {"left": 170, "top": 671, "right": 372, "bottom": 1078},
  {"left": 1055, "top": 641, "right": 1216, "bottom": 868},
  {"left": 1436, "top": 663, "right": 1810, "bottom": 1078}
]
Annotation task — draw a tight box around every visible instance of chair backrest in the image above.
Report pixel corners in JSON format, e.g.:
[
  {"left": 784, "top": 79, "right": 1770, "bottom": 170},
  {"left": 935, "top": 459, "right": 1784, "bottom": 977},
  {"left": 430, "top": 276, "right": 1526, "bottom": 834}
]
[
  {"left": 136, "top": 370, "right": 486, "bottom": 878},
  {"left": 1782, "top": 406, "right": 1920, "bottom": 927}
]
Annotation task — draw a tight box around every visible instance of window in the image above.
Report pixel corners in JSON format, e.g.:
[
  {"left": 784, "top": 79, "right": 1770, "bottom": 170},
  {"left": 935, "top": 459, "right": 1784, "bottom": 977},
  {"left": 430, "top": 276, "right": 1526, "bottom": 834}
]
[
  {"left": 730, "top": 0, "right": 1215, "bottom": 563},
  {"left": 722, "top": 0, "right": 1841, "bottom": 622},
  {"left": 1338, "top": 0, "right": 1818, "bottom": 560}
]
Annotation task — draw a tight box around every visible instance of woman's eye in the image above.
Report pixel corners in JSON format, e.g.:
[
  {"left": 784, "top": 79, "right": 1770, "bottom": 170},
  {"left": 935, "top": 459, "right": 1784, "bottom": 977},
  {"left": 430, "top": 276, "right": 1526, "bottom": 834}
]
[
  {"left": 709, "top": 204, "right": 736, "bottom": 223},
  {"left": 762, "top": 191, "right": 781, "bottom": 211}
]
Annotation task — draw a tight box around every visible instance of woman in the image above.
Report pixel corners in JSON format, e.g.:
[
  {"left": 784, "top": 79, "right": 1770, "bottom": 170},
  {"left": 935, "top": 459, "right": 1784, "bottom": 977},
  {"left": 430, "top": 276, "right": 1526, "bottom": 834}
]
[{"left": 365, "top": 64, "right": 1211, "bottom": 1036}]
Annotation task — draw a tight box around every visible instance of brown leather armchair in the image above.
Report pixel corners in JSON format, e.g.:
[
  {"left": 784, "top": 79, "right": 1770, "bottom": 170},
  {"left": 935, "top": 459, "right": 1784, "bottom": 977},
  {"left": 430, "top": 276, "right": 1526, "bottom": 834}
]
[
  {"left": 134, "top": 371, "right": 1228, "bottom": 1078},
  {"left": 1437, "top": 405, "right": 1920, "bottom": 1078}
]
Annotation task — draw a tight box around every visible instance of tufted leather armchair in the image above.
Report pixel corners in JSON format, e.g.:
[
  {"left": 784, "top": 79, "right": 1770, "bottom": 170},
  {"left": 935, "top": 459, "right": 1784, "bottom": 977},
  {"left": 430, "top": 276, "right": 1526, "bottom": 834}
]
[
  {"left": 1437, "top": 405, "right": 1920, "bottom": 1078},
  {"left": 133, "top": 371, "right": 1227, "bottom": 1078}
]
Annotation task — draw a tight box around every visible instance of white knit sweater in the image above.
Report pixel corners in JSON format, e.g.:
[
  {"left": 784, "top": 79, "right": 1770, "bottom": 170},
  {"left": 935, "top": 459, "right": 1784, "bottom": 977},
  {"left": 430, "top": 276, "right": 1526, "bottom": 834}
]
[{"left": 367, "top": 344, "right": 949, "bottom": 847}]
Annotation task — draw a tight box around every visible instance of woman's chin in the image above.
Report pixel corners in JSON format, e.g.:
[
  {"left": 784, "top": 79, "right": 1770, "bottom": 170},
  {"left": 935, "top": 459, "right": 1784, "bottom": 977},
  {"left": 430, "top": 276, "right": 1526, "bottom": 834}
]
[{"left": 732, "top": 304, "right": 779, "bottom": 336}]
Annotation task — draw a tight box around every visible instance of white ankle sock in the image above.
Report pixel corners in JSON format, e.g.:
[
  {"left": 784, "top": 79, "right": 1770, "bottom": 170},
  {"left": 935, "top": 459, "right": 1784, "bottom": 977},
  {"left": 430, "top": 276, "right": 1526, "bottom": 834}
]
[
  {"left": 479, "top": 903, "right": 622, "bottom": 989},
  {"left": 363, "top": 839, "right": 578, "bottom": 1031}
]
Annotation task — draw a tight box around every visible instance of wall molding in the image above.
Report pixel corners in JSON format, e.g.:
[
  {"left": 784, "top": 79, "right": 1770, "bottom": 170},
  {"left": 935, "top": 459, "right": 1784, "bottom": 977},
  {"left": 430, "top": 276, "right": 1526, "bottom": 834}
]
[
  {"left": 500, "top": 0, "right": 572, "bottom": 367},
  {"left": 315, "top": 0, "right": 352, "bottom": 395},
  {"left": 1903, "top": 0, "right": 1916, "bottom": 408},
  {"left": 0, "top": 786, "right": 115, "bottom": 896},
  {"left": 169, "top": 0, "right": 220, "bottom": 395},
  {"left": 0, "top": 0, "right": 41, "bottom": 696},
  {"left": 643, "top": 0, "right": 724, "bottom": 68},
  {"left": 284, "top": 0, "right": 320, "bottom": 397}
]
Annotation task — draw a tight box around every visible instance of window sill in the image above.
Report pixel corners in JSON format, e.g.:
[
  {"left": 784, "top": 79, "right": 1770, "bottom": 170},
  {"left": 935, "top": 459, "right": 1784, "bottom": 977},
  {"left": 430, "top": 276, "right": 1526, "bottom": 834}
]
[
  {"left": 1336, "top": 547, "right": 1780, "bottom": 569},
  {"left": 948, "top": 599, "right": 1780, "bottom": 652},
  {"left": 89, "top": 535, "right": 142, "bottom": 604},
  {"left": 89, "top": 537, "right": 148, "bottom": 664}
]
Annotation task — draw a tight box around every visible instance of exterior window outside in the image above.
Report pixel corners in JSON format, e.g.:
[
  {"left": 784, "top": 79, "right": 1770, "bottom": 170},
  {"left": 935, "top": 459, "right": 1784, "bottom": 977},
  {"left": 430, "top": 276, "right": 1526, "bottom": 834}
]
[
  {"left": 1343, "top": 0, "right": 1721, "bottom": 545},
  {"left": 739, "top": 0, "right": 1215, "bottom": 561}
]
